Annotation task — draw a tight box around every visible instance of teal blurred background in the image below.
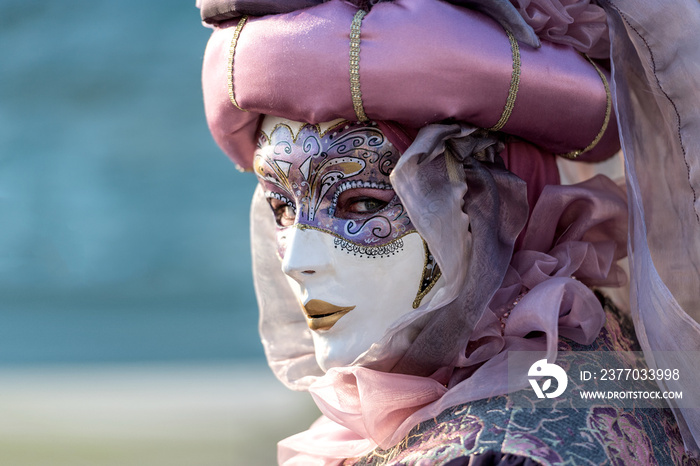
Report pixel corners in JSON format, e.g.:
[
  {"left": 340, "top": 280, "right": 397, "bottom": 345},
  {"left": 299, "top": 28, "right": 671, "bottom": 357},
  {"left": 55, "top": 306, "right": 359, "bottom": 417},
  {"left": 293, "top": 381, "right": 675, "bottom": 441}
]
[
  {"left": 1, "top": 1, "right": 260, "bottom": 365},
  {"left": 0, "top": 1, "right": 318, "bottom": 464}
]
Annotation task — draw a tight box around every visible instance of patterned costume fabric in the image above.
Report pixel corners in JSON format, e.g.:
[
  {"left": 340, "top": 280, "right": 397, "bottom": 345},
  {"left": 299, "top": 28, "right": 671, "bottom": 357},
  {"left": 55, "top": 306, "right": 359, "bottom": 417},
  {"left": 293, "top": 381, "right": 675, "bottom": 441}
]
[{"left": 347, "top": 302, "right": 696, "bottom": 466}]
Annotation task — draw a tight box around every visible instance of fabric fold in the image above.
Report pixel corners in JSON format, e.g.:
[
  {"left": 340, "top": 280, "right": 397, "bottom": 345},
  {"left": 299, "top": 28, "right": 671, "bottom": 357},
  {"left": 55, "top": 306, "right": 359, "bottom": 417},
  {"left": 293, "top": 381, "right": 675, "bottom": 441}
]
[
  {"left": 600, "top": 0, "right": 700, "bottom": 455},
  {"left": 198, "top": 0, "right": 609, "bottom": 59}
]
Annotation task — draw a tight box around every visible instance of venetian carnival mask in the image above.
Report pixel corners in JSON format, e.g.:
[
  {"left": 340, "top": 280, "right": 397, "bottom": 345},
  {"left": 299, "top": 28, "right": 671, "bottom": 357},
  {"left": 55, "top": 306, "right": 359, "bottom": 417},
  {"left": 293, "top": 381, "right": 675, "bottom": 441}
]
[{"left": 254, "top": 116, "right": 443, "bottom": 371}]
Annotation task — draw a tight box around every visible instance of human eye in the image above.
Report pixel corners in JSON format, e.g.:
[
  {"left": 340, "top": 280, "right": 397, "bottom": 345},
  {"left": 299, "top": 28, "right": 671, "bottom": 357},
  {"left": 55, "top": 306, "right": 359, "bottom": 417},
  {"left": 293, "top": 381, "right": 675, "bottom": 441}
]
[
  {"left": 335, "top": 187, "right": 396, "bottom": 219},
  {"left": 347, "top": 197, "right": 386, "bottom": 213},
  {"left": 267, "top": 196, "right": 296, "bottom": 227}
]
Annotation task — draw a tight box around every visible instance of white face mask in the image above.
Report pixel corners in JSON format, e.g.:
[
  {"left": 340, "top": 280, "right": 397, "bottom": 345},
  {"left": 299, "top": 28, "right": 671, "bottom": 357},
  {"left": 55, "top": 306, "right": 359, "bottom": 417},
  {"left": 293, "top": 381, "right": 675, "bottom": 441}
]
[
  {"left": 254, "top": 117, "right": 443, "bottom": 371},
  {"left": 282, "top": 226, "right": 434, "bottom": 370}
]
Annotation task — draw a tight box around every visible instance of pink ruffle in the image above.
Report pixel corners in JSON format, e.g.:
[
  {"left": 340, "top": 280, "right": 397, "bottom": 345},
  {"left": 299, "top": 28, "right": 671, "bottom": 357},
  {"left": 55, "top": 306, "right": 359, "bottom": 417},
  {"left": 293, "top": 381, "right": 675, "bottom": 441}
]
[
  {"left": 511, "top": 0, "right": 610, "bottom": 58},
  {"left": 279, "top": 175, "right": 628, "bottom": 464}
]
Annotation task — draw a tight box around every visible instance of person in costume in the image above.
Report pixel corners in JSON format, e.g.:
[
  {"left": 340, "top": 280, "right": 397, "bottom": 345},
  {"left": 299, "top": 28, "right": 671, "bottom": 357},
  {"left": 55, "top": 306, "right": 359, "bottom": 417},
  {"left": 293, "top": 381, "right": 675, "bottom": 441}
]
[{"left": 198, "top": 0, "right": 700, "bottom": 464}]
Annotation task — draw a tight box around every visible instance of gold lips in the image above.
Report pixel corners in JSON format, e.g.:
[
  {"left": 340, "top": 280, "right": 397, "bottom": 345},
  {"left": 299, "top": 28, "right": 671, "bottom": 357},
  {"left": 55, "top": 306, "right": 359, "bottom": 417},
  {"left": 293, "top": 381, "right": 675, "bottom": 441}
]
[{"left": 303, "top": 299, "right": 355, "bottom": 331}]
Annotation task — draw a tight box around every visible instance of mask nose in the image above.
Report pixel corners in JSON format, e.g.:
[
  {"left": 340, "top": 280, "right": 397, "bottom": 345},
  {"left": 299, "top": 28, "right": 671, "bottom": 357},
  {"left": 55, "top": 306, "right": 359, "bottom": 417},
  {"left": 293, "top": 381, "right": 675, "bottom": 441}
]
[{"left": 281, "top": 227, "right": 333, "bottom": 282}]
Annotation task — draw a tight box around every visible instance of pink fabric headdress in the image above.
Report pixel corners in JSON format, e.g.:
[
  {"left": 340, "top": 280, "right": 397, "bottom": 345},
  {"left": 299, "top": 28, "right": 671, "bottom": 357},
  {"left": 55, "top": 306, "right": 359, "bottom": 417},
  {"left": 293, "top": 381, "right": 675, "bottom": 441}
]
[{"left": 201, "top": 0, "right": 619, "bottom": 172}]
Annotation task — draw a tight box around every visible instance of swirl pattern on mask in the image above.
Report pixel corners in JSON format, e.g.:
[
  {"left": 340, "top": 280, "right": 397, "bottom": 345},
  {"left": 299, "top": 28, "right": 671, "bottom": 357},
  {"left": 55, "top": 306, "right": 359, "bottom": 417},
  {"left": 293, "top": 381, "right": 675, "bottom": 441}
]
[{"left": 254, "top": 121, "right": 416, "bottom": 260}]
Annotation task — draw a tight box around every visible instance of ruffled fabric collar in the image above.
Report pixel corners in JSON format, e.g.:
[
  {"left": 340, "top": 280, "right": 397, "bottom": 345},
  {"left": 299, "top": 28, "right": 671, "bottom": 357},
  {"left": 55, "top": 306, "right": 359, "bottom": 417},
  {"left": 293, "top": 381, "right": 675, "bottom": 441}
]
[{"left": 278, "top": 169, "right": 627, "bottom": 465}]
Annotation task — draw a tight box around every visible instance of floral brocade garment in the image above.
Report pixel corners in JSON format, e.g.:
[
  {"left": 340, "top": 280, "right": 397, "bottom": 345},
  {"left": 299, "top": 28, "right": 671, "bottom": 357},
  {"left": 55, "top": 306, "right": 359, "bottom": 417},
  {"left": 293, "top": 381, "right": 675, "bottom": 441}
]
[{"left": 346, "top": 300, "right": 696, "bottom": 466}]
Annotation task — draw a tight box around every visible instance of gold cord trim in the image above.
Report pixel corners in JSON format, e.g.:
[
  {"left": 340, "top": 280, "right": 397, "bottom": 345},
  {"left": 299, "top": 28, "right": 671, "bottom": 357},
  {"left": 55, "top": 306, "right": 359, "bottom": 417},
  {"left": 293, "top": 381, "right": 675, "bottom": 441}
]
[
  {"left": 488, "top": 30, "right": 520, "bottom": 132},
  {"left": 558, "top": 56, "right": 612, "bottom": 160},
  {"left": 227, "top": 16, "right": 248, "bottom": 112},
  {"left": 350, "top": 10, "right": 368, "bottom": 123}
]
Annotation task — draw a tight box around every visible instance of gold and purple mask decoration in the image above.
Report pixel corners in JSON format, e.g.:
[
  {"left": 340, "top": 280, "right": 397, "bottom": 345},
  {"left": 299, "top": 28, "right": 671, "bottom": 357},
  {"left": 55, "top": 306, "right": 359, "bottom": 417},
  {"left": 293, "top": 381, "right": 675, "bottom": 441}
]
[
  {"left": 254, "top": 116, "right": 442, "bottom": 371},
  {"left": 254, "top": 118, "right": 415, "bottom": 258}
]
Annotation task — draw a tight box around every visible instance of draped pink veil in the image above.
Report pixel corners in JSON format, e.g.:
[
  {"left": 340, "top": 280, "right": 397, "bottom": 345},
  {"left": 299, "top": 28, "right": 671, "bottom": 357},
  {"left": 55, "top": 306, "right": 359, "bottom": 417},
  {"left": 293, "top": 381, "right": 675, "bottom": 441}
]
[{"left": 598, "top": 0, "right": 700, "bottom": 456}]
